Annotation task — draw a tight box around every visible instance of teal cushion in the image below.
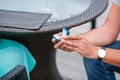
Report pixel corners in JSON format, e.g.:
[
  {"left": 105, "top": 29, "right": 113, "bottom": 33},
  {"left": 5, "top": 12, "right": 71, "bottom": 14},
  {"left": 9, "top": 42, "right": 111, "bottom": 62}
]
[{"left": 0, "top": 39, "right": 36, "bottom": 79}]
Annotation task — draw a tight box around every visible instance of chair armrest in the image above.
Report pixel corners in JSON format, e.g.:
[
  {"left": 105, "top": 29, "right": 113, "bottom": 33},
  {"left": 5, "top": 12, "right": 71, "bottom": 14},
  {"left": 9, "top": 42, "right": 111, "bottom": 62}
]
[{"left": 0, "top": 65, "right": 28, "bottom": 80}]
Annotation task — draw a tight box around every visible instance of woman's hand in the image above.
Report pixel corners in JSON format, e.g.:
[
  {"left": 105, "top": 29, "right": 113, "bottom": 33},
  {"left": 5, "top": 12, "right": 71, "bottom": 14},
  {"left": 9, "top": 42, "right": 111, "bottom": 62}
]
[{"left": 61, "top": 35, "right": 99, "bottom": 59}]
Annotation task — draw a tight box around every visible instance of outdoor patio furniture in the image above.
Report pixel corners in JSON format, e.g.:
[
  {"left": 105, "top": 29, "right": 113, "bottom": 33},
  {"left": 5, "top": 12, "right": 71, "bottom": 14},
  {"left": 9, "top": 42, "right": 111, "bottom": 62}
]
[
  {"left": 0, "top": 0, "right": 108, "bottom": 80},
  {"left": 0, "top": 65, "right": 28, "bottom": 80}
]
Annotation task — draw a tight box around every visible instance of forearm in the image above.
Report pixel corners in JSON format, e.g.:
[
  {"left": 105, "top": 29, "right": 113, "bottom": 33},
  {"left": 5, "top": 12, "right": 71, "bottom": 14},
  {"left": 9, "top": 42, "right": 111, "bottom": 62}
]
[
  {"left": 103, "top": 48, "right": 120, "bottom": 67},
  {"left": 81, "top": 2, "right": 120, "bottom": 46},
  {"left": 81, "top": 24, "right": 119, "bottom": 46}
]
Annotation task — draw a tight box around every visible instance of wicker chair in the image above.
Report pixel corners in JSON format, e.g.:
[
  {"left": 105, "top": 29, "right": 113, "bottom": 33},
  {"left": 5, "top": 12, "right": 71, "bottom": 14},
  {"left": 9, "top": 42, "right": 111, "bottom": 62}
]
[
  {"left": 0, "top": 65, "right": 28, "bottom": 80},
  {"left": 0, "top": 0, "right": 108, "bottom": 80}
]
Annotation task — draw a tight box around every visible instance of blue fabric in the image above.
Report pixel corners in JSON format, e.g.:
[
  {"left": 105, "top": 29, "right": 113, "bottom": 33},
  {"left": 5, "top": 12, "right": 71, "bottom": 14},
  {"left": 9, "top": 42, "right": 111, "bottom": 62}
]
[
  {"left": 84, "top": 41, "right": 120, "bottom": 80},
  {"left": 0, "top": 39, "right": 36, "bottom": 79},
  {"left": 112, "top": 0, "right": 120, "bottom": 6}
]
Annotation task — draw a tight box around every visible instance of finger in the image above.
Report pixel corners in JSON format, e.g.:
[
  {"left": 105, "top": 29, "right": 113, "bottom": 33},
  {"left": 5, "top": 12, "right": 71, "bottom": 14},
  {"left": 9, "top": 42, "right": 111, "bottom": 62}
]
[
  {"left": 61, "top": 39, "right": 78, "bottom": 47},
  {"left": 59, "top": 44, "right": 73, "bottom": 52},
  {"left": 62, "top": 35, "right": 83, "bottom": 40},
  {"left": 63, "top": 43, "right": 78, "bottom": 52},
  {"left": 52, "top": 38, "right": 57, "bottom": 44},
  {"left": 63, "top": 44, "right": 74, "bottom": 52},
  {"left": 54, "top": 41, "right": 63, "bottom": 49},
  {"left": 64, "top": 43, "right": 84, "bottom": 56},
  {"left": 60, "top": 45, "right": 66, "bottom": 50}
]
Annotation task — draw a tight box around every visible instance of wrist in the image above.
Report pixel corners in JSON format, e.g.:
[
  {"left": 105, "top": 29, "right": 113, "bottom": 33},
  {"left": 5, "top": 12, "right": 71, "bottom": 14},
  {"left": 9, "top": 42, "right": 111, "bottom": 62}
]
[
  {"left": 93, "top": 47, "right": 100, "bottom": 60},
  {"left": 97, "top": 47, "right": 107, "bottom": 61}
]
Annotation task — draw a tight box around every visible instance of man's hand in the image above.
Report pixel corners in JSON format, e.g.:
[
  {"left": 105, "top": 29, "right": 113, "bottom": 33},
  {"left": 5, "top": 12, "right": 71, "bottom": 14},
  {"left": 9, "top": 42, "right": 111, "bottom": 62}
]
[
  {"left": 61, "top": 35, "right": 99, "bottom": 59},
  {"left": 51, "top": 33, "right": 73, "bottom": 52}
]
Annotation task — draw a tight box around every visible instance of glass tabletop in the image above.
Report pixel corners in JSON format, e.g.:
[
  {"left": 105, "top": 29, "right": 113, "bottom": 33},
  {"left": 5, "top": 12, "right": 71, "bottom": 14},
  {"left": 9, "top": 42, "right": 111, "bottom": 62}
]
[{"left": 0, "top": 0, "right": 91, "bottom": 21}]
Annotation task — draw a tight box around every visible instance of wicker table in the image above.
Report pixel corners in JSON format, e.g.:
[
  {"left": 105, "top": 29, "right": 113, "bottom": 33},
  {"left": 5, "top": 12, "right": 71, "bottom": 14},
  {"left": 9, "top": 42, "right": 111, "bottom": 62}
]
[{"left": 0, "top": 0, "right": 108, "bottom": 80}]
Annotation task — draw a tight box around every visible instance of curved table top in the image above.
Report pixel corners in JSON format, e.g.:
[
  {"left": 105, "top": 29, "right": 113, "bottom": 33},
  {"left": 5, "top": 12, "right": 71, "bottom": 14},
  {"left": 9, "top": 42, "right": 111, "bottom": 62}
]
[{"left": 0, "top": 0, "right": 108, "bottom": 33}]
